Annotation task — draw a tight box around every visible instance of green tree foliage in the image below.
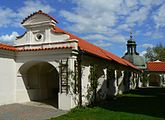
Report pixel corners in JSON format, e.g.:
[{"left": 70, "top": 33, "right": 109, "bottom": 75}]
[
  {"left": 144, "top": 43, "right": 165, "bottom": 61},
  {"left": 153, "top": 44, "right": 165, "bottom": 61},
  {"left": 144, "top": 47, "right": 157, "bottom": 61}
]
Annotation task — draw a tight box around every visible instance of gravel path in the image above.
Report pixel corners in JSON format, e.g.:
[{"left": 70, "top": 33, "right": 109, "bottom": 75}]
[{"left": 0, "top": 103, "right": 67, "bottom": 120}]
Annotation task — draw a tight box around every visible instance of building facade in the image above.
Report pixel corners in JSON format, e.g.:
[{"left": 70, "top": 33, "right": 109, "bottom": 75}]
[
  {"left": 0, "top": 11, "right": 139, "bottom": 110},
  {"left": 145, "top": 61, "right": 165, "bottom": 86}
]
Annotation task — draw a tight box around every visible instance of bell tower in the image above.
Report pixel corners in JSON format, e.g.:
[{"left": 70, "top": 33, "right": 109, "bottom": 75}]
[
  {"left": 122, "top": 32, "right": 146, "bottom": 70},
  {"left": 125, "top": 32, "right": 139, "bottom": 55}
]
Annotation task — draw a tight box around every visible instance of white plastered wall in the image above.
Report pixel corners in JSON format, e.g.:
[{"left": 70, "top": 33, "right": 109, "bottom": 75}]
[
  {"left": 117, "top": 70, "right": 125, "bottom": 94},
  {"left": 0, "top": 52, "right": 16, "bottom": 105},
  {"left": 81, "top": 65, "right": 90, "bottom": 105},
  {"left": 80, "top": 56, "right": 109, "bottom": 105}
]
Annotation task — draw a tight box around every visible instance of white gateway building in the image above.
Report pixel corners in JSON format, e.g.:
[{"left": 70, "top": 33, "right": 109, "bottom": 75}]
[{"left": 0, "top": 10, "right": 139, "bottom": 110}]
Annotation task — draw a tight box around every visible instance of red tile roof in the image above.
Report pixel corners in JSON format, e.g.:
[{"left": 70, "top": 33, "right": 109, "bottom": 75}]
[
  {"left": 0, "top": 43, "right": 16, "bottom": 51},
  {"left": 52, "top": 26, "right": 139, "bottom": 70},
  {"left": 21, "top": 10, "right": 58, "bottom": 24},
  {"left": 147, "top": 62, "right": 165, "bottom": 72}
]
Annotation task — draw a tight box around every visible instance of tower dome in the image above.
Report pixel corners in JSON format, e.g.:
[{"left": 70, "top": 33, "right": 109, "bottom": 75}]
[{"left": 122, "top": 32, "right": 146, "bottom": 70}]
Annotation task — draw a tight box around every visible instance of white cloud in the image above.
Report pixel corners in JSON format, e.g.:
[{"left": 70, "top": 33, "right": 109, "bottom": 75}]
[
  {"left": 60, "top": 0, "right": 126, "bottom": 34},
  {"left": 0, "top": 1, "right": 55, "bottom": 27},
  {"left": 60, "top": 0, "right": 139, "bottom": 45},
  {"left": 153, "top": 4, "right": 165, "bottom": 28},
  {"left": 0, "top": 1, "right": 55, "bottom": 44},
  {"left": 144, "top": 31, "right": 164, "bottom": 39},
  {"left": 97, "top": 43, "right": 112, "bottom": 48},
  {"left": 93, "top": 40, "right": 112, "bottom": 48},
  {"left": 60, "top": 0, "right": 165, "bottom": 44},
  {"left": 60, "top": 9, "right": 117, "bottom": 34},
  {"left": 0, "top": 32, "right": 19, "bottom": 43},
  {"left": 83, "top": 34, "right": 109, "bottom": 40},
  {"left": 141, "top": 44, "right": 153, "bottom": 49},
  {"left": 60, "top": 0, "right": 157, "bottom": 32},
  {"left": 140, "top": 50, "right": 147, "bottom": 56},
  {"left": 82, "top": 33, "right": 126, "bottom": 44},
  {"left": 0, "top": 0, "right": 164, "bottom": 51},
  {"left": 80, "top": 34, "right": 113, "bottom": 48},
  {"left": 117, "top": 24, "right": 130, "bottom": 31},
  {"left": 0, "top": 7, "right": 17, "bottom": 27},
  {"left": 18, "top": 1, "right": 55, "bottom": 20},
  {"left": 125, "top": 0, "right": 139, "bottom": 8},
  {"left": 110, "top": 34, "right": 127, "bottom": 43},
  {"left": 126, "top": 6, "right": 150, "bottom": 25},
  {"left": 140, "top": 0, "right": 163, "bottom": 7}
]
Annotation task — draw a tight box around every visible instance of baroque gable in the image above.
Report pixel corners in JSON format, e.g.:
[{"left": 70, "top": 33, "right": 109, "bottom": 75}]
[{"left": 15, "top": 10, "right": 70, "bottom": 46}]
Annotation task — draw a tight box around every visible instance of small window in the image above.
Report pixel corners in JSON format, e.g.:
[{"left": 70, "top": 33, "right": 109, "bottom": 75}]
[{"left": 35, "top": 33, "right": 43, "bottom": 41}]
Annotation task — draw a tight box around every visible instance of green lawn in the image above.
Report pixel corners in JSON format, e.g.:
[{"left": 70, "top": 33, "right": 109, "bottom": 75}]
[{"left": 50, "top": 88, "right": 165, "bottom": 120}]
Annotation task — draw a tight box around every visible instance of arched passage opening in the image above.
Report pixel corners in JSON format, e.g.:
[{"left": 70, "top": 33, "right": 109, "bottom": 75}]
[
  {"left": 148, "top": 73, "right": 160, "bottom": 86},
  {"left": 19, "top": 61, "right": 59, "bottom": 108}
]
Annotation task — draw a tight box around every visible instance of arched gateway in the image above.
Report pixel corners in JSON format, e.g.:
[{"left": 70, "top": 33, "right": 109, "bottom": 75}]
[{"left": 17, "top": 61, "right": 59, "bottom": 108}]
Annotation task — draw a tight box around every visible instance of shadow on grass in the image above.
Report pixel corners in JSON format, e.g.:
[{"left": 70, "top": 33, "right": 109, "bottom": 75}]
[{"left": 98, "top": 87, "right": 165, "bottom": 119}]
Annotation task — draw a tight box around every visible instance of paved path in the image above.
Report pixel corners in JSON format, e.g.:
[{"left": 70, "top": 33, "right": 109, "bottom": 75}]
[{"left": 0, "top": 102, "right": 67, "bottom": 120}]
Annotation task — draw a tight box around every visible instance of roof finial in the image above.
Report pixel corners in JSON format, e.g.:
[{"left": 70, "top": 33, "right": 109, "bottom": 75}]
[
  {"left": 38, "top": 10, "right": 43, "bottom": 13},
  {"left": 130, "top": 31, "right": 133, "bottom": 40}
]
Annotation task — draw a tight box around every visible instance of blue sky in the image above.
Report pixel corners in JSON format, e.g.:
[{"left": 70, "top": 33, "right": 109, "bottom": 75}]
[{"left": 0, "top": 0, "right": 165, "bottom": 57}]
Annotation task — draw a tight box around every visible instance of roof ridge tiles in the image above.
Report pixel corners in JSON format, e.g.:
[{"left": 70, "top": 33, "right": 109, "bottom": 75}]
[{"left": 21, "top": 10, "right": 58, "bottom": 24}]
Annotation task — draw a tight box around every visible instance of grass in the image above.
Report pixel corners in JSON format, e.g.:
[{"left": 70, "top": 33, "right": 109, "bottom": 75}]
[{"left": 50, "top": 87, "right": 165, "bottom": 120}]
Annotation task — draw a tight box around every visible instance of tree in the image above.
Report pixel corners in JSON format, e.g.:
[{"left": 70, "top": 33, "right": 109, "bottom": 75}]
[
  {"left": 144, "top": 47, "right": 157, "bottom": 61},
  {"left": 144, "top": 43, "right": 165, "bottom": 61},
  {"left": 153, "top": 44, "right": 165, "bottom": 61}
]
